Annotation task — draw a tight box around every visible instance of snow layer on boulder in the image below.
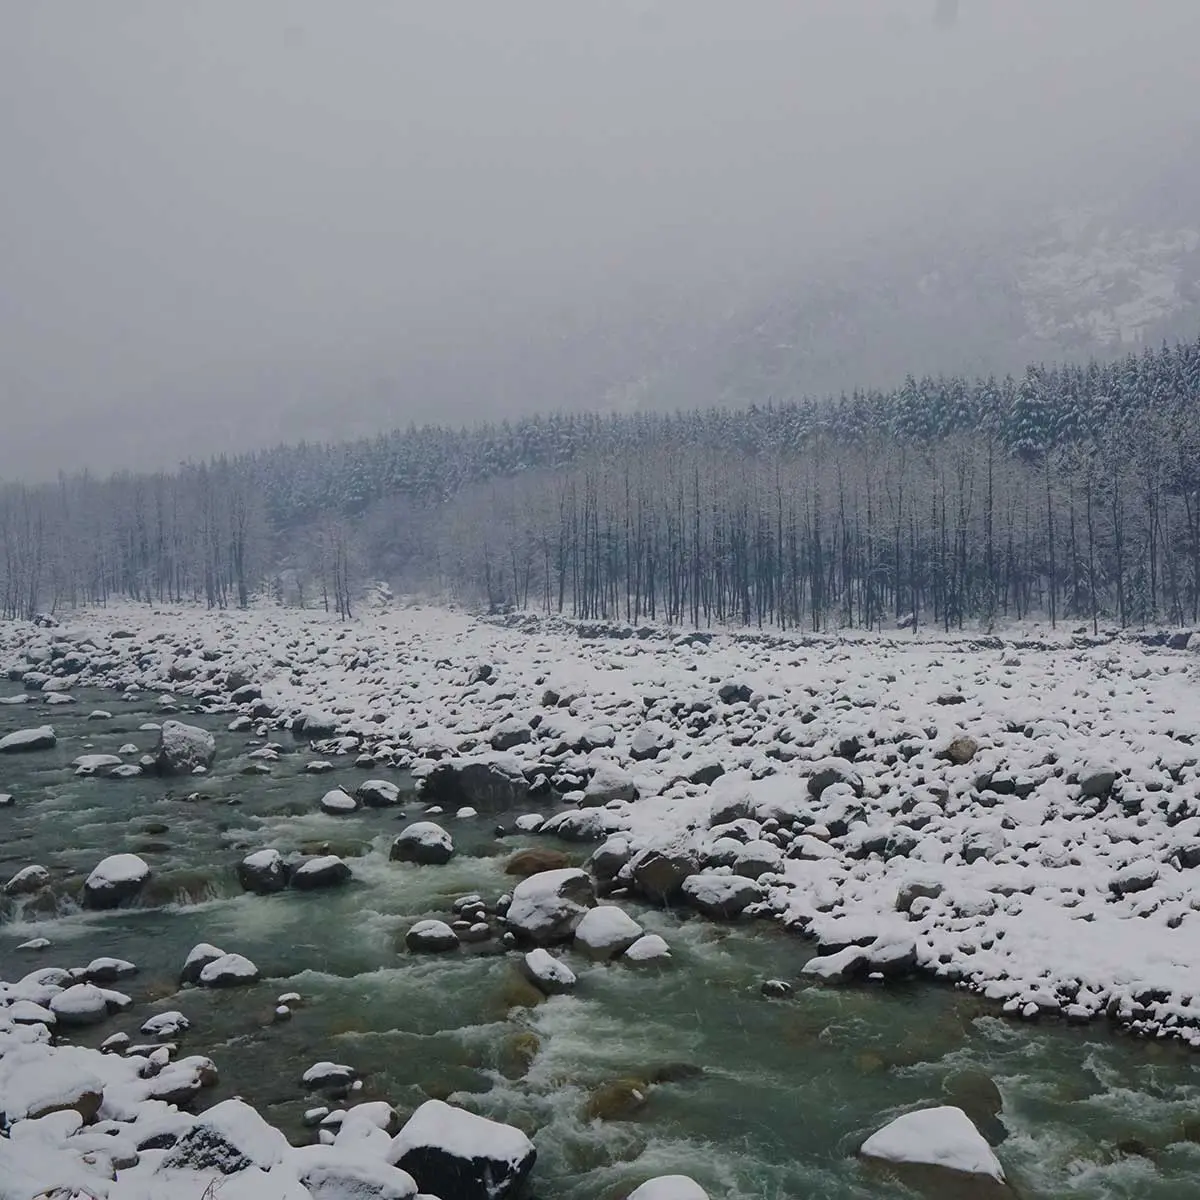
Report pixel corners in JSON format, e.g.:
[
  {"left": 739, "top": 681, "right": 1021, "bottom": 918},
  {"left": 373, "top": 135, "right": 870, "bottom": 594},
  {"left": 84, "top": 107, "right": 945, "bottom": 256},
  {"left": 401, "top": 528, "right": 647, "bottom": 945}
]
[
  {"left": 627, "top": 1176, "right": 710, "bottom": 1200},
  {"left": 860, "top": 1105, "right": 1005, "bottom": 1181}
]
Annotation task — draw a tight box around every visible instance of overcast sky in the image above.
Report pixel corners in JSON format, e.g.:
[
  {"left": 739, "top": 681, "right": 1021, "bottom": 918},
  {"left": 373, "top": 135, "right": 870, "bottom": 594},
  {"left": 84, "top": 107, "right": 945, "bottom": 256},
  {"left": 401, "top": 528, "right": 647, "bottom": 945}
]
[{"left": 2, "top": 0, "right": 1198, "bottom": 480}]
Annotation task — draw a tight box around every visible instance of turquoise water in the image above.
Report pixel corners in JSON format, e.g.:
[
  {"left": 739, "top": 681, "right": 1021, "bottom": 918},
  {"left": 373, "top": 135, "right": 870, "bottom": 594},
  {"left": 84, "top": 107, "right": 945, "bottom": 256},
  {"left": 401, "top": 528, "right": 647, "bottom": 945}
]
[{"left": 3, "top": 689, "right": 1200, "bottom": 1198}]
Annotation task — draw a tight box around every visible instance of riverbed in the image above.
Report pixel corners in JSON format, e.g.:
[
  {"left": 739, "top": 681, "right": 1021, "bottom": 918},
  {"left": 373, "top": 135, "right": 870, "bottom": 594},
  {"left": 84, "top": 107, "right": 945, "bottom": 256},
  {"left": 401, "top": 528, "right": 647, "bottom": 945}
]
[{"left": 5, "top": 686, "right": 1200, "bottom": 1198}]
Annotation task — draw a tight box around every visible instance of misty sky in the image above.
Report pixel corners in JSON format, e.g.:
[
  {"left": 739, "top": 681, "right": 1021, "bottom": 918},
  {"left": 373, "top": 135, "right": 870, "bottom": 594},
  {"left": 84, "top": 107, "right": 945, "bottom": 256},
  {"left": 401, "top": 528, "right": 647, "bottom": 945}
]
[{"left": 2, "top": 0, "right": 1198, "bottom": 480}]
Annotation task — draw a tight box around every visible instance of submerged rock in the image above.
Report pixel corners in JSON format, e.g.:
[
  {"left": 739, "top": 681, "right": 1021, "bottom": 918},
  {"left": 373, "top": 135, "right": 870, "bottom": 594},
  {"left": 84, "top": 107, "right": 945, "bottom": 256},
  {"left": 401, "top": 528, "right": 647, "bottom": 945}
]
[{"left": 504, "top": 847, "right": 570, "bottom": 877}]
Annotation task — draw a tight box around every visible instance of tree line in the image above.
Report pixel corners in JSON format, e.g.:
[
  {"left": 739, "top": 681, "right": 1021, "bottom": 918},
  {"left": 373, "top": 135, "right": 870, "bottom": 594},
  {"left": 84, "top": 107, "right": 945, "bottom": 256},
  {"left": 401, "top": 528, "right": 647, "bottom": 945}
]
[{"left": 2, "top": 336, "right": 1200, "bottom": 629}]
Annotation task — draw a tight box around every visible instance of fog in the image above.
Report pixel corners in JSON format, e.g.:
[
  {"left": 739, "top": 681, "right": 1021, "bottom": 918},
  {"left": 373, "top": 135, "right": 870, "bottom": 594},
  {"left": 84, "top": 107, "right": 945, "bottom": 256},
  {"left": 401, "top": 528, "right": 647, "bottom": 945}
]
[{"left": 2, "top": 0, "right": 1197, "bottom": 480}]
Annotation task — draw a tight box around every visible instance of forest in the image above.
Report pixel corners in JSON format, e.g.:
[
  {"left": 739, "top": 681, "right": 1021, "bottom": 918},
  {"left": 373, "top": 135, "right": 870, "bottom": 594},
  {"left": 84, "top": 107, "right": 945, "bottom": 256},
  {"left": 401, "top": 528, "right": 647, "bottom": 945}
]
[{"left": 3, "top": 334, "right": 1200, "bottom": 632}]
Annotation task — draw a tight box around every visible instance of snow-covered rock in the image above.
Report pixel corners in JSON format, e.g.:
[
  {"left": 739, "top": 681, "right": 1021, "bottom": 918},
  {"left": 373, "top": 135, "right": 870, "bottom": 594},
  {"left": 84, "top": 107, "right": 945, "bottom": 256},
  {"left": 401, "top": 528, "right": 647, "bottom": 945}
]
[
  {"left": 388, "top": 1099, "right": 536, "bottom": 1200},
  {"left": 49, "top": 984, "right": 113, "bottom": 1027},
  {"left": 4, "top": 864, "right": 50, "bottom": 896},
  {"left": 405, "top": 919, "right": 459, "bottom": 953},
  {"left": 155, "top": 719, "right": 216, "bottom": 775},
  {"left": 859, "top": 1105, "right": 1005, "bottom": 1182},
  {"left": 82, "top": 853, "right": 150, "bottom": 909},
  {"left": 391, "top": 822, "right": 454, "bottom": 866},
  {"left": 293, "top": 1145, "right": 419, "bottom": 1199},
  {"left": 238, "top": 848, "right": 289, "bottom": 894},
  {"left": 627, "top": 1177, "right": 710, "bottom": 1200},
  {"left": 198, "top": 952, "right": 260, "bottom": 988},
  {"left": 291, "top": 855, "right": 352, "bottom": 889},
  {"left": 320, "top": 787, "right": 359, "bottom": 815},
  {"left": 583, "top": 761, "right": 637, "bottom": 805},
  {"left": 623, "top": 933, "right": 672, "bottom": 964},
  {"left": 357, "top": 778, "right": 402, "bottom": 807},
  {"left": 519, "top": 948, "right": 578, "bottom": 995},
  {"left": 574, "top": 905, "right": 644, "bottom": 961},
  {"left": 0, "top": 724, "right": 56, "bottom": 753},
  {"left": 162, "top": 1097, "right": 289, "bottom": 1173},
  {"left": 180, "top": 942, "right": 226, "bottom": 984},
  {"left": 72, "top": 753, "right": 124, "bottom": 777},
  {"left": 505, "top": 868, "right": 596, "bottom": 944},
  {"left": 680, "top": 873, "right": 762, "bottom": 919}
]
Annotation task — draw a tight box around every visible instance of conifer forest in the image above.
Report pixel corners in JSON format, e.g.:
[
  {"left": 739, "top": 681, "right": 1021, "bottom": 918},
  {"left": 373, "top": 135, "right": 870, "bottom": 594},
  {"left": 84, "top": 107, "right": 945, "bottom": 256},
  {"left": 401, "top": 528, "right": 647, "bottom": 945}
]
[{"left": 4, "top": 337, "right": 1200, "bottom": 632}]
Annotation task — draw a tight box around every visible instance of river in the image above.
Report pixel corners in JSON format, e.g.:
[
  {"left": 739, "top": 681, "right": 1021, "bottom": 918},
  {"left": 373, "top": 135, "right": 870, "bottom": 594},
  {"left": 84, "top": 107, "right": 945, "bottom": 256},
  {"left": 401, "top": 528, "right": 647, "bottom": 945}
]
[{"left": 3, "top": 688, "right": 1200, "bottom": 1198}]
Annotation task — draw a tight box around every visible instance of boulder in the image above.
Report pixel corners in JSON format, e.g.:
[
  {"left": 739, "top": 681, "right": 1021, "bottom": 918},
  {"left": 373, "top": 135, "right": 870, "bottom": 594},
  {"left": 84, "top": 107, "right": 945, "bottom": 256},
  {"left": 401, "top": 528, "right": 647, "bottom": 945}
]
[
  {"left": 181, "top": 942, "right": 226, "bottom": 984},
  {"left": 630, "top": 722, "right": 674, "bottom": 761},
  {"left": 808, "top": 758, "right": 864, "bottom": 799},
  {"left": 505, "top": 868, "right": 596, "bottom": 944},
  {"left": 0, "top": 725, "right": 56, "bottom": 753},
  {"left": 519, "top": 948, "right": 577, "bottom": 996},
  {"left": 294, "top": 1147, "right": 419, "bottom": 1200},
  {"left": 942, "top": 735, "right": 980, "bottom": 766},
  {"left": 490, "top": 718, "right": 532, "bottom": 751},
  {"left": 628, "top": 1177, "right": 710, "bottom": 1200},
  {"left": 162, "top": 1098, "right": 289, "bottom": 1173},
  {"left": 4, "top": 864, "right": 50, "bottom": 896},
  {"left": 155, "top": 720, "right": 216, "bottom": 775},
  {"left": 49, "top": 984, "right": 113, "bottom": 1027},
  {"left": 320, "top": 788, "right": 359, "bottom": 815},
  {"left": 629, "top": 849, "right": 698, "bottom": 905},
  {"left": 388, "top": 1099, "right": 536, "bottom": 1200},
  {"left": 422, "top": 757, "right": 529, "bottom": 811},
  {"left": 1079, "top": 767, "right": 1118, "bottom": 798},
  {"left": 583, "top": 761, "right": 638, "bottom": 805},
  {"left": 505, "top": 847, "right": 570, "bottom": 877},
  {"left": 198, "top": 953, "right": 260, "bottom": 988},
  {"left": 859, "top": 1105, "right": 1005, "bottom": 1183},
  {"left": 732, "top": 840, "right": 783, "bottom": 879},
  {"left": 680, "top": 873, "right": 762, "bottom": 919},
  {"left": 82, "top": 853, "right": 150, "bottom": 909},
  {"left": 405, "top": 919, "right": 461, "bottom": 953},
  {"left": 291, "top": 855, "right": 352, "bottom": 890},
  {"left": 237, "top": 848, "right": 289, "bottom": 894},
  {"left": 391, "top": 822, "right": 454, "bottom": 866},
  {"left": 623, "top": 933, "right": 672, "bottom": 964},
  {"left": 538, "top": 808, "right": 613, "bottom": 842},
  {"left": 574, "top": 905, "right": 644, "bottom": 961},
  {"left": 72, "top": 753, "right": 124, "bottom": 777},
  {"left": 302, "top": 1061, "right": 359, "bottom": 1092},
  {"left": 357, "top": 779, "right": 402, "bottom": 808}
]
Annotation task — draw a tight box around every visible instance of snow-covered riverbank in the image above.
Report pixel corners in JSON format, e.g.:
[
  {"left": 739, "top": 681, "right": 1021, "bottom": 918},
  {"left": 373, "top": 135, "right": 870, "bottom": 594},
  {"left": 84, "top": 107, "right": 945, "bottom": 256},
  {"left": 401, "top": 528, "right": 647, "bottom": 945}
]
[{"left": 5, "top": 601, "right": 1200, "bottom": 1197}]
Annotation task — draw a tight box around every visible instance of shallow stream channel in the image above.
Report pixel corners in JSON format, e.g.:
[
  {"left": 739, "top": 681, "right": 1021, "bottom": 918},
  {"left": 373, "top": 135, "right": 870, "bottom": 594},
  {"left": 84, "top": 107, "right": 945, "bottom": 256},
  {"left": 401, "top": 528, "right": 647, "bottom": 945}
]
[{"left": 4, "top": 689, "right": 1200, "bottom": 1199}]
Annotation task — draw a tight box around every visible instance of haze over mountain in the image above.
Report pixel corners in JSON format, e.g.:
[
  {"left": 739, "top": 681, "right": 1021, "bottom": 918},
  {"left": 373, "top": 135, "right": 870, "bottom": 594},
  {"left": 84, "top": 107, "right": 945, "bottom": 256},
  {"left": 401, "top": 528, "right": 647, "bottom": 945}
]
[{"left": 1, "top": 1, "right": 1198, "bottom": 479}]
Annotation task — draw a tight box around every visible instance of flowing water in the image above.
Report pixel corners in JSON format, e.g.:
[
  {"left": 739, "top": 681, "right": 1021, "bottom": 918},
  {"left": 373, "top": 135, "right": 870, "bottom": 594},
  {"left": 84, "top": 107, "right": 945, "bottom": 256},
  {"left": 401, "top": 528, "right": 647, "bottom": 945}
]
[{"left": 3, "top": 689, "right": 1200, "bottom": 1198}]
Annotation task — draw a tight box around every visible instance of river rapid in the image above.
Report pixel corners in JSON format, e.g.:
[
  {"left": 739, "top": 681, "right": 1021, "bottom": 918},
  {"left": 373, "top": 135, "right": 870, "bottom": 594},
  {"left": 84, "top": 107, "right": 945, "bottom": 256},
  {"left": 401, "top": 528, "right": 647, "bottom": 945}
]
[{"left": 4, "top": 688, "right": 1200, "bottom": 1199}]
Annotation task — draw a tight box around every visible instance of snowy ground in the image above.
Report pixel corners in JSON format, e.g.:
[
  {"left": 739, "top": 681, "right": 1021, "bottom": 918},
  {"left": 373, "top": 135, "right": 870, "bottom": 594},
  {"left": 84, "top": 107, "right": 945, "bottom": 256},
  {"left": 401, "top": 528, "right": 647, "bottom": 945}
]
[
  {"left": 6, "top": 602, "right": 1200, "bottom": 1038},
  {"left": 4, "top": 600, "right": 1200, "bottom": 1197}
]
